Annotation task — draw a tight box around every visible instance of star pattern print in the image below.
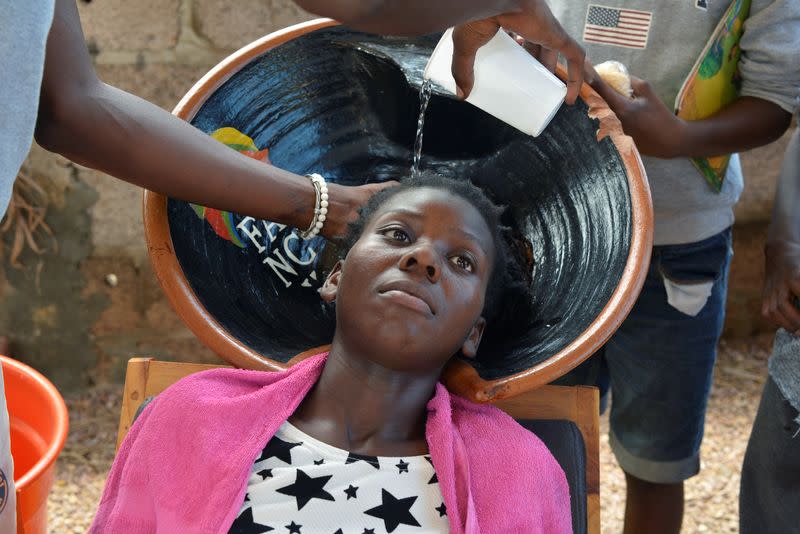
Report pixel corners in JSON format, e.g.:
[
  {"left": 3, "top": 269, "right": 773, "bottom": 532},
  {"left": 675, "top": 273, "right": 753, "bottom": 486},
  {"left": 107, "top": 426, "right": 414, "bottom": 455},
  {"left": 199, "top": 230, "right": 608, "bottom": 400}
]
[
  {"left": 276, "top": 470, "right": 336, "bottom": 510},
  {"left": 229, "top": 507, "right": 274, "bottom": 533},
  {"left": 364, "top": 489, "right": 421, "bottom": 532},
  {"left": 346, "top": 452, "right": 381, "bottom": 469},
  {"left": 344, "top": 485, "right": 359, "bottom": 500},
  {"left": 424, "top": 457, "right": 438, "bottom": 485},
  {"left": 259, "top": 436, "right": 303, "bottom": 465},
  {"left": 230, "top": 421, "right": 450, "bottom": 533}
]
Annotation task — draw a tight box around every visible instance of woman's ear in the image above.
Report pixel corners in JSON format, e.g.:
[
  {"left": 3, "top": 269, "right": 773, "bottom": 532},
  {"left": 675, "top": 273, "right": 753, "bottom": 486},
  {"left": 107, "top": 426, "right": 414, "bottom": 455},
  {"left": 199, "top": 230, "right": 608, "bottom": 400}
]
[
  {"left": 320, "top": 261, "right": 343, "bottom": 303},
  {"left": 460, "top": 316, "right": 486, "bottom": 359}
]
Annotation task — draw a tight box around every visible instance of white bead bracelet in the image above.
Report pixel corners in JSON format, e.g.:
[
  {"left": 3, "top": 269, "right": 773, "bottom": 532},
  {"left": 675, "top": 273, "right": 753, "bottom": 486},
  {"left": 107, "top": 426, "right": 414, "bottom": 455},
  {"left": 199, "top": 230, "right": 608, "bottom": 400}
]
[{"left": 298, "top": 173, "right": 328, "bottom": 240}]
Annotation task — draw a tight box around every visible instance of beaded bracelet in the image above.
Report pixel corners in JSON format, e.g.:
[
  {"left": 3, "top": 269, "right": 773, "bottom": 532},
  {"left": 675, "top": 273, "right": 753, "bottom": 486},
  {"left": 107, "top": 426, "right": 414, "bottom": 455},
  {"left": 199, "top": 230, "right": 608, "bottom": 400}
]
[{"left": 298, "top": 173, "right": 328, "bottom": 239}]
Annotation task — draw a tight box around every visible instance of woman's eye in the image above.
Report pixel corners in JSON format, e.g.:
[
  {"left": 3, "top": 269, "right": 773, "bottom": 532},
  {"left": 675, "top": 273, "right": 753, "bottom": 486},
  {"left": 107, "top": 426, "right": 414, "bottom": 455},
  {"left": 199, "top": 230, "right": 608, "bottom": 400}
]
[
  {"left": 387, "top": 228, "right": 410, "bottom": 242},
  {"left": 451, "top": 255, "right": 474, "bottom": 273}
]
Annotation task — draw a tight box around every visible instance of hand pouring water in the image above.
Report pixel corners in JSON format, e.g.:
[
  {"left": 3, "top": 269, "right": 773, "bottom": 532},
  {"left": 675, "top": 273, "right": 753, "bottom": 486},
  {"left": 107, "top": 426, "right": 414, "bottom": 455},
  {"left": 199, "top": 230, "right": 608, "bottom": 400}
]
[{"left": 423, "top": 28, "right": 567, "bottom": 137}]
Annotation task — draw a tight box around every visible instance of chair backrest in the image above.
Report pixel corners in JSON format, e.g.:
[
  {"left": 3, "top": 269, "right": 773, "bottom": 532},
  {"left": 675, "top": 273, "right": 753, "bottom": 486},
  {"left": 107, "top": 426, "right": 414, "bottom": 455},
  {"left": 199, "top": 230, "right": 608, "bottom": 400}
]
[
  {"left": 117, "top": 358, "right": 599, "bottom": 534},
  {"left": 493, "top": 386, "right": 600, "bottom": 533}
]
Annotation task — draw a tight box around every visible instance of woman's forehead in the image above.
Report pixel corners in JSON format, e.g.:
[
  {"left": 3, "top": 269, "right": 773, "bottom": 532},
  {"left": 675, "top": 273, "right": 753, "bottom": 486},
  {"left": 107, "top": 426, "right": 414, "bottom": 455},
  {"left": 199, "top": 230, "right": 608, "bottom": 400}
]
[
  {"left": 376, "top": 187, "right": 476, "bottom": 219},
  {"left": 370, "top": 188, "right": 495, "bottom": 248}
]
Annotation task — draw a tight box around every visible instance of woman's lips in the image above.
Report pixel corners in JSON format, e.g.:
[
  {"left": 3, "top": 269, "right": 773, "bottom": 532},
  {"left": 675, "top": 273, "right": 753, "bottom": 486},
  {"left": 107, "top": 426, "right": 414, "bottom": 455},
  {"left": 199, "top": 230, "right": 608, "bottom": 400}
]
[{"left": 379, "top": 289, "right": 434, "bottom": 315}]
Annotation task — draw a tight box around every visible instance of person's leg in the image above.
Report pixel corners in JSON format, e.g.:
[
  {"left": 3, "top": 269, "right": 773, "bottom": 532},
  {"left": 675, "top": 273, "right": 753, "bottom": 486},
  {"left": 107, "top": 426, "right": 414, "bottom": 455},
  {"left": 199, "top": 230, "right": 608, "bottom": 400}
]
[
  {"left": 604, "top": 229, "right": 732, "bottom": 534},
  {"left": 623, "top": 474, "right": 683, "bottom": 534},
  {"left": 740, "top": 373, "right": 800, "bottom": 534},
  {"left": 0, "top": 365, "right": 17, "bottom": 532}
]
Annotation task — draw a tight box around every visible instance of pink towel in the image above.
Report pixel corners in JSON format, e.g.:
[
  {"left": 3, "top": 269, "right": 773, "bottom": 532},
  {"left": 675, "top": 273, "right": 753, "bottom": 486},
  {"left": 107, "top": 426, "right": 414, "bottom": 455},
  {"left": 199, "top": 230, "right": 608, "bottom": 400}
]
[{"left": 90, "top": 354, "right": 571, "bottom": 533}]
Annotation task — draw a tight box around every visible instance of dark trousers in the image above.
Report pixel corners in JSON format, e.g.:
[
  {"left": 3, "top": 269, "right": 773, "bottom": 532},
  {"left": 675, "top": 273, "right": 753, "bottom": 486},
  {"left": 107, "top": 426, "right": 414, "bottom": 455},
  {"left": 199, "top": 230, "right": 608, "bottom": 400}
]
[{"left": 740, "top": 376, "right": 800, "bottom": 534}]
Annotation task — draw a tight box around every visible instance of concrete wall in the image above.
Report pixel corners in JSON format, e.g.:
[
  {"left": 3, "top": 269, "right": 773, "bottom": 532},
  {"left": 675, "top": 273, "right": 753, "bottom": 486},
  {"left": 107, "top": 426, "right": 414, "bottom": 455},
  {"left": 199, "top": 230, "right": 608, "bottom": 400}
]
[{"left": 1, "top": 0, "right": 794, "bottom": 390}]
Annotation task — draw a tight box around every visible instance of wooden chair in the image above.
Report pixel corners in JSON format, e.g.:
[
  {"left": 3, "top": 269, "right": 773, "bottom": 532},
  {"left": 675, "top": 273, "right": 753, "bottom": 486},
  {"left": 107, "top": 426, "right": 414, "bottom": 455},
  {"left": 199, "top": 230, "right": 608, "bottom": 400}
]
[{"left": 117, "top": 358, "right": 600, "bottom": 534}]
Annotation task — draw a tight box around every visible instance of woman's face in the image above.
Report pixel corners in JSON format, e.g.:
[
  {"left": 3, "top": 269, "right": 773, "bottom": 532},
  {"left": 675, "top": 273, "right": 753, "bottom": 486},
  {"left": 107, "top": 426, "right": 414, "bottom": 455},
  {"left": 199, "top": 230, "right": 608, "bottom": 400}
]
[{"left": 321, "top": 187, "right": 496, "bottom": 373}]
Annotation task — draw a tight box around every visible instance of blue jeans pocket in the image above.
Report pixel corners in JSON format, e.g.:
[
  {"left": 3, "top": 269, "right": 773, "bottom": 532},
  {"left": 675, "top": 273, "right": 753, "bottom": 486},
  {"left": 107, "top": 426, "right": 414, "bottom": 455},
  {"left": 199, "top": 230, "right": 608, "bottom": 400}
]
[{"left": 656, "top": 228, "right": 732, "bottom": 285}]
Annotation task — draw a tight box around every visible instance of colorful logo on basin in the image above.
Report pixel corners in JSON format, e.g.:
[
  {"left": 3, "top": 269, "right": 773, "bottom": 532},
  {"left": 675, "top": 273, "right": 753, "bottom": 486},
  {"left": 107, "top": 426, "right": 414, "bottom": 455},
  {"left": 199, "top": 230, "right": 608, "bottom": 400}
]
[
  {"left": 191, "top": 127, "right": 271, "bottom": 248},
  {"left": 191, "top": 127, "right": 323, "bottom": 289}
]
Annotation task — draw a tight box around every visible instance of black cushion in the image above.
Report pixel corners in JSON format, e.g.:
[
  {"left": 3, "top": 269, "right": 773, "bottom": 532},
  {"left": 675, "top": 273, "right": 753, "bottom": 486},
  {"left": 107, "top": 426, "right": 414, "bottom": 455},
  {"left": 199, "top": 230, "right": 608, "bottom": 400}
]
[
  {"left": 518, "top": 419, "right": 587, "bottom": 534},
  {"left": 132, "top": 395, "right": 156, "bottom": 423}
]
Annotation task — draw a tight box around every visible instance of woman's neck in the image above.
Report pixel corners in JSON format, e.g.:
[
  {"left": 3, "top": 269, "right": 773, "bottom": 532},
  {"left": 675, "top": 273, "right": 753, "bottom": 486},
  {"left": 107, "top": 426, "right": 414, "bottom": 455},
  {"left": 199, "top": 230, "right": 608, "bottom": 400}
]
[{"left": 289, "top": 340, "right": 441, "bottom": 457}]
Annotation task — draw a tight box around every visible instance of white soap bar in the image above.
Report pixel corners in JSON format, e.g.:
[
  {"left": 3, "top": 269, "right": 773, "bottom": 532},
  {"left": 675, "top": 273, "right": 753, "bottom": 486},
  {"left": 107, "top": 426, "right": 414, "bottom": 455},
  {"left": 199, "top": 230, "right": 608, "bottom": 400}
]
[{"left": 595, "top": 60, "right": 633, "bottom": 98}]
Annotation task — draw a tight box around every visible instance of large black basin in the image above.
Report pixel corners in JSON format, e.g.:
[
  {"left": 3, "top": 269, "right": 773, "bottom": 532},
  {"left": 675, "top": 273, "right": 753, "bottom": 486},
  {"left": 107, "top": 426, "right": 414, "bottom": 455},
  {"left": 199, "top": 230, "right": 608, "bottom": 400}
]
[{"left": 145, "top": 21, "right": 652, "bottom": 401}]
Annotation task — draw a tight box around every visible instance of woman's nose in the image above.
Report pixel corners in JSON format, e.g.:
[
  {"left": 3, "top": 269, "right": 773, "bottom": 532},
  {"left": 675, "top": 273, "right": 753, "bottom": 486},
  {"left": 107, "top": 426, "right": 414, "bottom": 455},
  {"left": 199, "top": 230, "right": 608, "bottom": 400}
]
[{"left": 399, "top": 244, "right": 441, "bottom": 283}]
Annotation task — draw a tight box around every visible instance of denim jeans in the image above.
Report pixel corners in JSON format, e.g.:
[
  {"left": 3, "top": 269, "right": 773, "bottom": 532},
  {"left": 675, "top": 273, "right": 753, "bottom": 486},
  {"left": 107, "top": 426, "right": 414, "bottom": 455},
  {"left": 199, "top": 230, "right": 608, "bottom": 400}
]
[{"left": 557, "top": 228, "right": 732, "bottom": 483}]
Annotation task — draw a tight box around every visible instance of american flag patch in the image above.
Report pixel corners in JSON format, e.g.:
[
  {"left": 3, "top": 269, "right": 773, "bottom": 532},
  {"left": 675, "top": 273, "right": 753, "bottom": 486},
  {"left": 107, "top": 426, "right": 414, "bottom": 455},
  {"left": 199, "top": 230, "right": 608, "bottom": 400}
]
[{"left": 583, "top": 5, "right": 653, "bottom": 49}]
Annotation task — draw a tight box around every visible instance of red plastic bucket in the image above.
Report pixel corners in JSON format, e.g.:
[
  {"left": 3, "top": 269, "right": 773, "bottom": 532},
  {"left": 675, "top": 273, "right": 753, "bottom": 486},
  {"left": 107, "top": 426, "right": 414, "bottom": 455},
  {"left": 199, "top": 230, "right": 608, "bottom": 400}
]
[{"left": 2, "top": 356, "right": 68, "bottom": 534}]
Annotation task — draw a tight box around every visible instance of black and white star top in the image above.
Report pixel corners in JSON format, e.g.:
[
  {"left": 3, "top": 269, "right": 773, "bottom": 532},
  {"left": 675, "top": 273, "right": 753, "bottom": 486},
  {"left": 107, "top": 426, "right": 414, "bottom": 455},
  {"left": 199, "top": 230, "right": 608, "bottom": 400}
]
[{"left": 229, "top": 421, "right": 450, "bottom": 534}]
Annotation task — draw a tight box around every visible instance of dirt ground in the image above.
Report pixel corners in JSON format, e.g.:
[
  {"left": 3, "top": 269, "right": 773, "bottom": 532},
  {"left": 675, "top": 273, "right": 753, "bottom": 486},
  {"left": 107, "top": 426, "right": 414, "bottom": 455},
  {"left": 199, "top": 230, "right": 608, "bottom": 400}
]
[{"left": 45, "top": 334, "right": 773, "bottom": 533}]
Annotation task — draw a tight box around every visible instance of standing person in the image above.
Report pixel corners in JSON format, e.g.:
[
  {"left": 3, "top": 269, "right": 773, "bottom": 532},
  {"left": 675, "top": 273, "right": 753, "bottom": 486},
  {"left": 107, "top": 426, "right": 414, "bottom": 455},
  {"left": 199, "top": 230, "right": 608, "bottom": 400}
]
[
  {"left": 460, "top": 2, "right": 799, "bottom": 533},
  {"left": 0, "top": 0, "right": 585, "bottom": 530},
  {"left": 740, "top": 123, "right": 800, "bottom": 534},
  {"left": 2, "top": 1, "right": 384, "bottom": 528}
]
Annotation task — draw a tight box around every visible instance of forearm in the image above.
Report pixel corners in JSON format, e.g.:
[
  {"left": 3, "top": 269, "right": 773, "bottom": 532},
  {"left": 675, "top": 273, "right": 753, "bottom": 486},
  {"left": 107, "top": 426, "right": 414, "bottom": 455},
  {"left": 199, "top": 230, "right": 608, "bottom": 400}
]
[
  {"left": 768, "top": 128, "right": 800, "bottom": 244},
  {"left": 295, "top": 0, "right": 521, "bottom": 35},
  {"left": 35, "top": 0, "right": 317, "bottom": 230},
  {"left": 675, "top": 97, "right": 791, "bottom": 158},
  {"left": 36, "top": 81, "right": 315, "bottom": 226}
]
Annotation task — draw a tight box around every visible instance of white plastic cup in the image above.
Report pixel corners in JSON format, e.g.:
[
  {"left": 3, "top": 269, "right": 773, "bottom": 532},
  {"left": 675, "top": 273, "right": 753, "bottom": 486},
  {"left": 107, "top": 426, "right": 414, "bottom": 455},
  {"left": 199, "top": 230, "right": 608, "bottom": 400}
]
[{"left": 423, "top": 28, "right": 567, "bottom": 137}]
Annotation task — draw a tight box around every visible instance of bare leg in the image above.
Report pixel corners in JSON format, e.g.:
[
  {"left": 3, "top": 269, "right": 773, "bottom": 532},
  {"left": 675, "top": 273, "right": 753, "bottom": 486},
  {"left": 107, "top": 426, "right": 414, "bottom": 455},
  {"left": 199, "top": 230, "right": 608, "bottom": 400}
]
[{"left": 623, "top": 472, "right": 684, "bottom": 534}]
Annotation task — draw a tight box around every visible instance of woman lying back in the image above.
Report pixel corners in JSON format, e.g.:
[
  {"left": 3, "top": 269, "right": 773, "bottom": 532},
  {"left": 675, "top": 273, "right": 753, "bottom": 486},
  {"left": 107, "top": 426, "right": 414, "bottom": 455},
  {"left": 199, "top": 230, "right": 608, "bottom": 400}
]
[{"left": 90, "top": 172, "right": 572, "bottom": 534}]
